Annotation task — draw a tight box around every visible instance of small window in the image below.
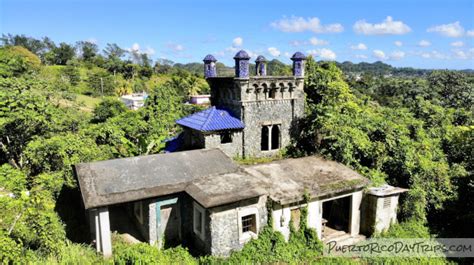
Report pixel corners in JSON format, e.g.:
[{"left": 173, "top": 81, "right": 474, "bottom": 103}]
[
  {"left": 220, "top": 131, "right": 232, "bottom": 144},
  {"left": 269, "top": 89, "right": 276, "bottom": 99},
  {"left": 193, "top": 202, "right": 205, "bottom": 240},
  {"left": 383, "top": 197, "right": 391, "bottom": 209},
  {"left": 134, "top": 201, "right": 143, "bottom": 224},
  {"left": 271, "top": 125, "right": 280, "bottom": 150},
  {"left": 241, "top": 214, "right": 257, "bottom": 234},
  {"left": 261, "top": 126, "right": 269, "bottom": 151}
]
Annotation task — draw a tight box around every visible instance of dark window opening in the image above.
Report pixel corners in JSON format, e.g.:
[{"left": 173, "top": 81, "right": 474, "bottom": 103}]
[
  {"left": 261, "top": 126, "right": 269, "bottom": 151},
  {"left": 271, "top": 125, "right": 280, "bottom": 150},
  {"left": 220, "top": 131, "right": 232, "bottom": 144},
  {"left": 269, "top": 89, "right": 276, "bottom": 99},
  {"left": 241, "top": 214, "right": 257, "bottom": 233}
]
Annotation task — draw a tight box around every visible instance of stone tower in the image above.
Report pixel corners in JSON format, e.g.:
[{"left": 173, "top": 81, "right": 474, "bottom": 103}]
[
  {"left": 203, "top": 54, "right": 217, "bottom": 78},
  {"left": 204, "top": 51, "right": 306, "bottom": 157}
]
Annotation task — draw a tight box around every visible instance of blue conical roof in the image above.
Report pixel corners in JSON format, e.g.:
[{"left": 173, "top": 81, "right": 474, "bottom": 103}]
[
  {"left": 176, "top": 107, "right": 245, "bottom": 132},
  {"left": 291, "top": 52, "right": 306, "bottom": 60},
  {"left": 203, "top": 54, "right": 217, "bottom": 62},
  {"left": 234, "top": 50, "right": 250, "bottom": 59},
  {"left": 255, "top": 55, "right": 267, "bottom": 62}
]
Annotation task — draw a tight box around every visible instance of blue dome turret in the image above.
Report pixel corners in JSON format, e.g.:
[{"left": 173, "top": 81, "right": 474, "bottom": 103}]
[
  {"left": 255, "top": 55, "right": 268, "bottom": 76},
  {"left": 234, "top": 50, "right": 250, "bottom": 78},
  {"left": 290, "top": 52, "right": 306, "bottom": 77},
  {"left": 203, "top": 54, "right": 217, "bottom": 78}
]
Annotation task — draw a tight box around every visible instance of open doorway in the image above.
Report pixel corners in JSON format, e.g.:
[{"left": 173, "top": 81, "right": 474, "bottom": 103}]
[{"left": 322, "top": 196, "right": 351, "bottom": 239}]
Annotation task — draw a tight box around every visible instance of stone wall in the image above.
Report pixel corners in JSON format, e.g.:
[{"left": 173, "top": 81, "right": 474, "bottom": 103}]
[
  {"left": 204, "top": 131, "right": 243, "bottom": 158},
  {"left": 208, "top": 196, "right": 267, "bottom": 256},
  {"left": 207, "top": 76, "right": 305, "bottom": 158}
]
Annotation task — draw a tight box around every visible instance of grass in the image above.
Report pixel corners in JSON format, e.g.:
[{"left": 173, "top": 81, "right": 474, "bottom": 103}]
[{"left": 74, "top": 94, "right": 102, "bottom": 111}]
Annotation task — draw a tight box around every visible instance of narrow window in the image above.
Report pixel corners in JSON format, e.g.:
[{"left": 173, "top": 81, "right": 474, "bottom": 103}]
[
  {"left": 261, "top": 126, "right": 269, "bottom": 151},
  {"left": 269, "top": 88, "right": 276, "bottom": 99},
  {"left": 220, "top": 131, "right": 232, "bottom": 144},
  {"left": 193, "top": 202, "right": 205, "bottom": 240},
  {"left": 271, "top": 125, "right": 280, "bottom": 150},
  {"left": 241, "top": 214, "right": 257, "bottom": 234}
]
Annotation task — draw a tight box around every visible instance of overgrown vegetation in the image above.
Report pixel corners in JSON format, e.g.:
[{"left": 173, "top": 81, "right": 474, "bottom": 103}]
[{"left": 1, "top": 34, "right": 472, "bottom": 264}]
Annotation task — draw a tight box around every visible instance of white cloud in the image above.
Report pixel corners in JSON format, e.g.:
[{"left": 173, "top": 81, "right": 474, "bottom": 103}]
[
  {"left": 232, "top": 37, "right": 243, "bottom": 47},
  {"left": 418, "top": 50, "right": 448, "bottom": 60},
  {"left": 167, "top": 43, "right": 184, "bottom": 52},
  {"left": 271, "top": 16, "right": 343, "bottom": 33},
  {"left": 355, "top": 54, "right": 368, "bottom": 59},
  {"left": 87, "top": 38, "right": 98, "bottom": 44},
  {"left": 144, "top": 46, "right": 156, "bottom": 56},
  {"left": 306, "top": 48, "right": 337, "bottom": 60},
  {"left": 284, "top": 52, "right": 292, "bottom": 58},
  {"left": 450, "top": 41, "right": 464, "bottom": 47},
  {"left": 127, "top": 43, "right": 156, "bottom": 56},
  {"left": 418, "top": 40, "right": 431, "bottom": 47},
  {"left": 452, "top": 49, "right": 474, "bottom": 60},
  {"left": 268, "top": 47, "right": 281, "bottom": 57},
  {"left": 351, "top": 43, "right": 367, "bottom": 50},
  {"left": 373, "top": 50, "right": 387, "bottom": 60},
  {"left": 309, "top": 37, "right": 329, "bottom": 46},
  {"left": 394, "top": 41, "right": 403, "bottom": 47},
  {"left": 353, "top": 16, "right": 411, "bottom": 35},
  {"left": 131, "top": 43, "right": 140, "bottom": 51},
  {"left": 427, "top": 21, "right": 464, "bottom": 37},
  {"left": 290, "top": 40, "right": 302, "bottom": 46},
  {"left": 389, "top": 51, "right": 405, "bottom": 60},
  {"left": 467, "top": 30, "right": 474, "bottom": 37}
]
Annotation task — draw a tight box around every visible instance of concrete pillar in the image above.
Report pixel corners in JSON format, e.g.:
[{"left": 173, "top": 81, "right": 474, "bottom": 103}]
[
  {"left": 350, "top": 191, "right": 363, "bottom": 236},
  {"left": 94, "top": 206, "right": 112, "bottom": 258}
]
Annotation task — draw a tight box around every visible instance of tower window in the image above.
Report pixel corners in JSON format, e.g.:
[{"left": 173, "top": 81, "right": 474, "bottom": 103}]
[
  {"left": 271, "top": 125, "right": 280, "bottom": 150},
  {"left": 261, "top": 126, "right": 269, "bottom": 151},
  {"left": 269, "top": 89, "right": 276, "bottom": 99},
  {"left": 220, "top": 131, "right": 232, "bottom": 144},
  {"left": 241, "top": 214, "right": 257, "bottom": 234}
]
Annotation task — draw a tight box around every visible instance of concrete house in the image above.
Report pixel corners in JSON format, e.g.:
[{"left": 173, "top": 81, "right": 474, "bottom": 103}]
[{"left": 74, "top": 51, "right": 407, "bottom": 257}]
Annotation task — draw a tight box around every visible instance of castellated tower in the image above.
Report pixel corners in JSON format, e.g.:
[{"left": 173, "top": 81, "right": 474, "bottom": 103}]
[{"left": 202, "top": 50, "right": 306, "bottom": 157}]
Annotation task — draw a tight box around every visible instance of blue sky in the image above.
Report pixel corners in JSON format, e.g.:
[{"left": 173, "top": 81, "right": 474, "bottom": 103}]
[{"left": 1, "top": 0, "right": 473, "bottom": 69}]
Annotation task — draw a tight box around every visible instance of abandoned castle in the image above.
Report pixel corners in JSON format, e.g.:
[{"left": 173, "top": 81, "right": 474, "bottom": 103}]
[{"left": 74, "top": 51, "right": 407, "bottom": 257}]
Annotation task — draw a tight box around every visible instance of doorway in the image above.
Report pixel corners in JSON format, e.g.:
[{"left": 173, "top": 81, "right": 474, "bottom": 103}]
[{"left": 322, "top": 196, "right": 351, "bottom": 238}]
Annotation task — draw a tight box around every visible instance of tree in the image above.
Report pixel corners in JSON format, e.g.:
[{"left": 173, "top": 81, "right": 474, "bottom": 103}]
[
  {"left": 92, "top": 97, "right": 128, "bottom": 123},
  {"left": 86, "top": 68, "right": 115, "bottom": 96},
  {"left": 428, "top": 70, "right": 473, "bottom": 109},
  {"left": 0, "top": 46, "right": 41, "bottom": 77},
  {"left": 75, "top": 41, "right": 98, "bottom": 62},
  {"left": 51, "top": 42, "right": 75, "bottom": 65}
]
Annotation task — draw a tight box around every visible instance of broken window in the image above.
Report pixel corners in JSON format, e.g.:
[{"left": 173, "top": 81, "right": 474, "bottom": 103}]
[
  {"left": 261, "top": 126, "right": 269, "bottom": 151},
  {"left": 193, "top": 202, "right": 205, "bottom": 240},
  {"left": 220, "top": 131, "right": 232, "bottom": 144},
  {"left": 271, "top": 125, "right": 280, "bottom": 150},
  {"left": 241, "top": 214, "right": 257, "bottom": 234}
]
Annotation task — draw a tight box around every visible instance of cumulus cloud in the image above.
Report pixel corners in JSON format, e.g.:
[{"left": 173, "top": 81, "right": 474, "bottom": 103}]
[
  {"left": 373, "top": 50, "right": 387, "bottom": 60},
  {"left": 128, "top": 43, "right": 156, "bottom": 55},
  {"left": 268, "top": 47, "right": 281, "bottom": 57},
  {"left": 394, "top": 41, "right": 403, "bottom": 47},
  {"left": 452, "top": 49, "right": 474, "bottom": 60},
  {"left": 451, "top": 41, "right": 464, "bottom": 47},
  {"left": 167, "top": 43, "right": 184, "bottom": 52},
  {"left": 309, "top": 37, "right": 329, "bottom": 46},
  {"left": 467, "top": 30, "right": 474, "bottom": 37},
  {"left": 418, "top": 50, "right": 448, "bottom": 60},
  {"left": 389, "top": 51, "right": 405, "bottom": 60},
  {"left": 427, "top": 21, "right": 464, "bottom": 37},
  {"left": 418, "top": 40, "right": 431, "bottom": 47},
  {"left": 271, "top": 16, "right": 343, "bottom": 33},
  {"left": 351, "top": 43, "right": 367, "bottom": 50},
  {"left": 353, "top": 16, "right": 411, "bottom": 35},
  {"left": 306, "top": 48, "right": 337, "bottom": 60},
  {"left": 232, "top": 37, "right": 243, "bottom": 47}
]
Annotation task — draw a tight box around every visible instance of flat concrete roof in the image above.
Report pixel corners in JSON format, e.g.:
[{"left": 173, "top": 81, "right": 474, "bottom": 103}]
[
  {"left": 75, "top": 149, "right": 369, "bottom": 209},
  {"left": 75, "top": 149, "right": 239, "bottom": 209},
  {"left": 187, "top": 156, "right": 369, "bottom": 207}
]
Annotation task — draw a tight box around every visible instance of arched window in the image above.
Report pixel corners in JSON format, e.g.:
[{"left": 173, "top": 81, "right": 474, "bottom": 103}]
[
  {"left": 261, "top": 126, "right": 269, "bottom": 151},
  {"left": 271, "top": 125, "right": 280, "bottom": 150},
  {"left": 269, "top": 88, "right": 276, "bottom": 99}
]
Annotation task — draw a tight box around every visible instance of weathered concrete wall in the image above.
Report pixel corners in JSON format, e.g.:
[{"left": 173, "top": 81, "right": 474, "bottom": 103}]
[
  {"left": 204, "top": 131, "right": 243, "bottom": 158},
  {"left": 360, "top": 194, "right": 400, "bottom": 235},
  {"left": 208, "top": 196, "right": 267, "bottom": 256},
  {"left": 272, "top": 191, "right": 363, "bottom": 240}
]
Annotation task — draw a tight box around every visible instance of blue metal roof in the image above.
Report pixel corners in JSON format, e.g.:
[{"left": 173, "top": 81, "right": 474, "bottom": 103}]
[
  {"left": 203, "top": 54, "right": 217, "bottom": 62},
  {"left": 176, "top": 107, "right": 245, "bottom": 132},
  {"left": 255, "top": 55, "right": 267, "bottom": 62},
  {"left": 291, "top": 52, "right": 306, "bottom": 60},
  {"left": 234, "top": 50, "right": 250, "bottom": 59}
]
